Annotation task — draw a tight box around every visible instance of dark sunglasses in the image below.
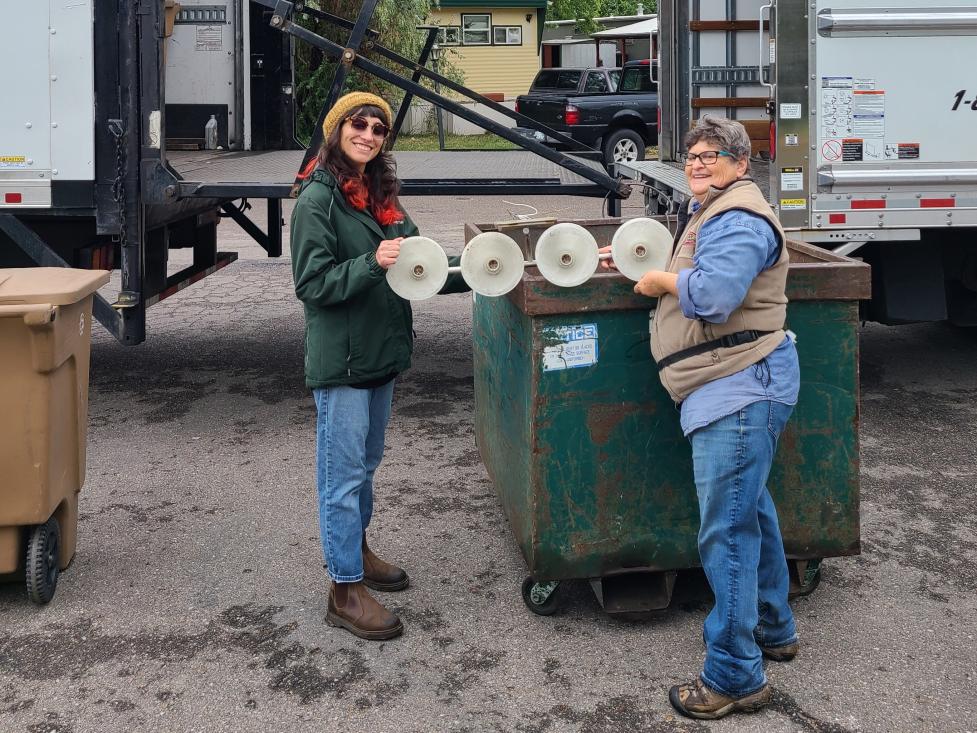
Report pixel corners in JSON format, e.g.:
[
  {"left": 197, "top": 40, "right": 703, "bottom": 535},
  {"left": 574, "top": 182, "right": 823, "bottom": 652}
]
[{"left": 346, "top": 115, "right": 389, "bottom": 139}]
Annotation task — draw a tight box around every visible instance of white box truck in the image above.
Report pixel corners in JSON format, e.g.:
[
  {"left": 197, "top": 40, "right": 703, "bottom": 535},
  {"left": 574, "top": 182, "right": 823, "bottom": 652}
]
[
  {"left": 0, "top": 0, "right": 626, "bottom": 344},
  {"left": 0, "top": 0, "right": 297, "bottom": 344},
  {"left": 620, "top": 0, "right": 977, "bottom": 324}
]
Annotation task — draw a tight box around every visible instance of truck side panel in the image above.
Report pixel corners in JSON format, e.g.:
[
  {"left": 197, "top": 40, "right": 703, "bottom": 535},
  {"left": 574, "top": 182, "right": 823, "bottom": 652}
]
[
  {"left": 1, "top": 3, "right": 54, "bottom": 207},
  {"left": 774, "top": 0, "right": 977, "bottom": 230},
  {"left": 50, "top": 0, "right": 96, "bottom": 186}
]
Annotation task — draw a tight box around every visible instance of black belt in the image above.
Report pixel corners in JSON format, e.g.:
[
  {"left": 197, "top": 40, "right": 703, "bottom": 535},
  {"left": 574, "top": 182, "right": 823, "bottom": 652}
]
[{"left": 655, "top": 330, "right": 774, "bottom": 371}]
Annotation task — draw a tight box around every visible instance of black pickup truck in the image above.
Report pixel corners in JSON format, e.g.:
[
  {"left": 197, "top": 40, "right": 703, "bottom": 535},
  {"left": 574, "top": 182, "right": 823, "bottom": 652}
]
[{"left": 514, "top": 60, "right": 658, "bottom": 165}]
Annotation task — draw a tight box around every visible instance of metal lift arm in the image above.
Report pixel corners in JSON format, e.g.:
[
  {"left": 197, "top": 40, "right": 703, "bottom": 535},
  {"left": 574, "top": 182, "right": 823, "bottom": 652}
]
[
  {"left": 286, "top": 1, "right": 596, "bottom": 156},
  {"left": 251, "top": 0, "right": 627, "bottom": 199}
]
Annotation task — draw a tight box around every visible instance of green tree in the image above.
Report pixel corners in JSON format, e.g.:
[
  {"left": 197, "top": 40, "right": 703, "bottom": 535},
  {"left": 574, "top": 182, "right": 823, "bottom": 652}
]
[
  {"left": 294, "top": 0, "right": 450, "bottom": 143},
  {"left": 548, "top": 0, "right": 656, "bottom": 33}
]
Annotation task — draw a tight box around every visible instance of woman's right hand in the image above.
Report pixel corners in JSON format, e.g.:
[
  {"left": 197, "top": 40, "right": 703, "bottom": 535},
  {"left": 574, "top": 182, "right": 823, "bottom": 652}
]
[{"left": 375, "top": 237, "right": 404, "bottom": 270}]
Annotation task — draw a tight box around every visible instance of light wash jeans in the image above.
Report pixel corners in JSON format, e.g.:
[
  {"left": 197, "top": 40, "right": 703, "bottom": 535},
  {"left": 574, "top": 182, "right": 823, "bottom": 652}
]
[
  {"left": 690, "top": 399, "right": 797, "bottom": 698},
  {"left": 313, "top": 381, "right": 395, "bottom": 582}
]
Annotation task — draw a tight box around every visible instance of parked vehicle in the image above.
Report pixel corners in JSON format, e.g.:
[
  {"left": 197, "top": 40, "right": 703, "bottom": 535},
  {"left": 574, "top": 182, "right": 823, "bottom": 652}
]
[
  {"left": 621, "top": 0, "right": 977, "bottom": 326},
  {"left": 514, "top": 60, "right": 658, "bottom": 165},
  {"left": 525, "top": 67, "right": 621, "bottom": 96}
]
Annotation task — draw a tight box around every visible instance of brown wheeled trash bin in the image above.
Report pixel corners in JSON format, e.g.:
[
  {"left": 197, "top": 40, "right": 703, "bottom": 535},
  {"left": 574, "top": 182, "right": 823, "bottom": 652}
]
[{"left": 0, "top": 267, "right": 109, "bottom": 604}]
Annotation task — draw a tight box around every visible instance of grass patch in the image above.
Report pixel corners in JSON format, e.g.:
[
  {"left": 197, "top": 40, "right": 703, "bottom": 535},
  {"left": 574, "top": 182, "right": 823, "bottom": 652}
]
[{"left": 393, "top": 133, "right": 519, "bottom": 152}]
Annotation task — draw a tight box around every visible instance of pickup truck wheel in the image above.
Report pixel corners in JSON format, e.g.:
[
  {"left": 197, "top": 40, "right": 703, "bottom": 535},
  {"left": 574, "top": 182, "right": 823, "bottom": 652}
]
[{"left": 603, "top": 129, "right": 645, "bottom": 165}]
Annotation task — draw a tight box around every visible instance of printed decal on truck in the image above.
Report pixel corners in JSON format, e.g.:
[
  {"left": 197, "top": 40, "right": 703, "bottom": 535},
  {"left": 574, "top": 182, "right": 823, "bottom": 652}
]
[
  {"left": 0, "top": 156, "right": 27, "bottom": 169},
  {"left": 885, "top": 142, "right": 920, "bottom": 160},
  {"left": 951, "top": 90, "right": 977, "bottom": 111},
  {"left": 821, "top": 78, "right": 885, "bottom": 157},
  {"left": 780, "top": 103, "right": 802, "bottom": 120},
  {"left": 780, "top": 199, "right": 807, "bottom": 211},
  {"left": 542, "top": 323, "right": 599, "bottom": 372},
  {"left": 781, "top": 167, "right": 804, "bottom": 192},
  {"left": 196, "top": 25, "right": 223, "bottom": 51},
  {"left": 842, "top": 138, "right": 863, "bottom": 162}
]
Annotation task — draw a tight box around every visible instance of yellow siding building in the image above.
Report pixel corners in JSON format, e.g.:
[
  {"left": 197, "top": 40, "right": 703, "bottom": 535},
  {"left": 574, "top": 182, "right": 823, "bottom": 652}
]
[{"left": 427, "top": 2, "right": 546, "bottom": 100}]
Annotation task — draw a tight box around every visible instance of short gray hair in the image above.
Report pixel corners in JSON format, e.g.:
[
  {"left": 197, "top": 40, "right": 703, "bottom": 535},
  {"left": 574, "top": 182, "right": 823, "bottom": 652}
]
[{"left": 685, "top": 115, "right": 752, "bottom": 163}]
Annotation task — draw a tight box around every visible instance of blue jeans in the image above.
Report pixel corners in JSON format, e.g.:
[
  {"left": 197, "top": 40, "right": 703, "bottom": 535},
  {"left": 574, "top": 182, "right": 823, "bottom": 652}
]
[
  {"left": 313, "top": 381, "right": 395, "bottom": 582},
  {"left": 690, "top": 400, "right": 797, "bottom": 698}
]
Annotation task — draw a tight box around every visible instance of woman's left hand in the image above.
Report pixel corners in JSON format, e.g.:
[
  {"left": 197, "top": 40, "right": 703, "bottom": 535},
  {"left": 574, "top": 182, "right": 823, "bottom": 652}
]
[{"left": 634, "top": 270, "right": 678, "bottom": 298}]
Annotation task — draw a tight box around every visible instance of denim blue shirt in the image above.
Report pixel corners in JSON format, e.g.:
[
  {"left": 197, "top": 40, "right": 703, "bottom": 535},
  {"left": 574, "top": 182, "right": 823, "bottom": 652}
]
[{"left": 674, "top": 205, "right": 800, "bottom": 436}]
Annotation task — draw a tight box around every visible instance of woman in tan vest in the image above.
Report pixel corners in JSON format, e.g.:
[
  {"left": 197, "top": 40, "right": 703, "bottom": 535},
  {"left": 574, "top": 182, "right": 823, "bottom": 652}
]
[{"left": 604, "top": 116, "right": 800, "bottom": 719}]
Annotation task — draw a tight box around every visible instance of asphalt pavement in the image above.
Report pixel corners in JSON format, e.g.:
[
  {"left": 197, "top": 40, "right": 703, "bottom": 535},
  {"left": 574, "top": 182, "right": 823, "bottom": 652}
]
[{"left": 1, "top": 190, "right": 975, "bottom": 733}]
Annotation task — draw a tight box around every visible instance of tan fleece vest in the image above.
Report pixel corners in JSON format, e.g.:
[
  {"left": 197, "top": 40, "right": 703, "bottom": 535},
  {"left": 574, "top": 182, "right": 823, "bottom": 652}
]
[{"left": 650, "top": 180, "right": 789, "bottom": 403}]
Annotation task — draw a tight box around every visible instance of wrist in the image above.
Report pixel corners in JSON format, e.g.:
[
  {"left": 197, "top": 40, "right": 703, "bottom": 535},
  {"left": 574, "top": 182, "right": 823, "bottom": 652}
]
[{"left": 366, "top": 251, "right": 385, "bottom": 275}]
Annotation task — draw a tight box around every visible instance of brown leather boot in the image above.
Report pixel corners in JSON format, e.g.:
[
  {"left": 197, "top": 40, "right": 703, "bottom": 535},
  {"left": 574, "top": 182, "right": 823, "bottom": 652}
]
[
  {"left": 362, "top": 537, "right": 409, "bottom": 592},
  {"left": 326, "top": 581, "right": 403, "bottom": 640}
]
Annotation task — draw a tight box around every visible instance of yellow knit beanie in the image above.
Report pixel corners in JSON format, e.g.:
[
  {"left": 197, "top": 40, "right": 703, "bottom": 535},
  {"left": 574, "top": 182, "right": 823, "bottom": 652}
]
[{"left": 321, "top": 92, "right": 394, "bottom": 141}]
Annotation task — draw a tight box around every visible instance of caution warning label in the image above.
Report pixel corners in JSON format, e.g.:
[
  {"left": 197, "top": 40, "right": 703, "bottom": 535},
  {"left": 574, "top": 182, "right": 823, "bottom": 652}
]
[{"left": 842, "top": 138, "right": 864, "bottom": 162}]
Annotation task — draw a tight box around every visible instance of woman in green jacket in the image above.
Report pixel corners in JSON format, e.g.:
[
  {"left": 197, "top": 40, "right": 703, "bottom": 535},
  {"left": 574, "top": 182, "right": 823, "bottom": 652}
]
[{"left": 290, "top": 92, "right": 465, "bottom": 640}]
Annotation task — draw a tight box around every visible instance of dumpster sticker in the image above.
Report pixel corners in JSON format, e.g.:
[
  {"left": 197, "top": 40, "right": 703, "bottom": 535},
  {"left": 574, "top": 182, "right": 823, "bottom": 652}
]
[{"left": 541, "top": 323, "right": 599, "bottom": 372}]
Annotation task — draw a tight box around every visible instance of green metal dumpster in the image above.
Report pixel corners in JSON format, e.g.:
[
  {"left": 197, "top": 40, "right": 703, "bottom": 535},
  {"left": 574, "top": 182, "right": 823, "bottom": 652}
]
[{"left": 467, "top": 218, "right": 870, "bottom": 614}]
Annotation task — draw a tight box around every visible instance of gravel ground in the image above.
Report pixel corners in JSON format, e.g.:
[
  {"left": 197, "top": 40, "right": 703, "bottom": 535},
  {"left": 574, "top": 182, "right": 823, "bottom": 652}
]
[{"left": 1, "top": 188, "right": 975, "bottom": 733}]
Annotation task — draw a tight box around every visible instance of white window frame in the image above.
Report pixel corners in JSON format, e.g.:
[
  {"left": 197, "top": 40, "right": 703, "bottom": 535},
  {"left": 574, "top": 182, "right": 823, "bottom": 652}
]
[
  {"left": 439, "top": 25, "right": 460, "bottom": 46},
  {"left": 492, "top": 25, "right": 523, "bottom": 46},
  {"left": 461, "top": 14, "right": 491, "bottom": 45}
]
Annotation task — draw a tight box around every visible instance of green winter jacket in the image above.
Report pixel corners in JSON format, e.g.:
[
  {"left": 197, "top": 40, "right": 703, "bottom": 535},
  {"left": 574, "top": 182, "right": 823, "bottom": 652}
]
[{"left": 290, "top": 168, "right": 466, "bottom": 389}]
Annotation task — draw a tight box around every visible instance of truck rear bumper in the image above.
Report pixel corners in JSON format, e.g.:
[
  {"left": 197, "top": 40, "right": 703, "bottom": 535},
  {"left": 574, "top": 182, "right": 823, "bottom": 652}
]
[{"left": 0, "top": 180, "right": 52, "bottom": 208}]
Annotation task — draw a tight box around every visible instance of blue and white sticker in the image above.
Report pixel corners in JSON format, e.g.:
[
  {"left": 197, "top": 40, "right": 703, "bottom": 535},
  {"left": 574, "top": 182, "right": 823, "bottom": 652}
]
[{"left": 542, "top": 323, "right": 599, "bottom": 372}]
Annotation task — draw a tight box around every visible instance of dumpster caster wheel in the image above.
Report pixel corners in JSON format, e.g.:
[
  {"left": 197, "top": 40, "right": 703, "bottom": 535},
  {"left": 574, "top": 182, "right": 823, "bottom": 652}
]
[
  {"left": 521, "top": 577, "right": 561, "bottom": 616},
  {"left": 788, "top": 558, "right": 822, "bottom": 599},
  {"left": 26, "top": 517, "right": 61, "bottom": 605}
]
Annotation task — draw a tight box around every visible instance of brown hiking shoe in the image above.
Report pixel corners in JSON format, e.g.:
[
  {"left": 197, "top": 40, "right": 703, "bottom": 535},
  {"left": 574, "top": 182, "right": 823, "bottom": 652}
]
[
  {"left": 761, "top": 641, "right": 799, "bottom": 662},
  {"left": 326, "top": 581, "right": 403, "bottom": 640},
  {"left": 669, "top": 677, "right": 772, "bottom": 720},
  {"left": 362, "top": 538, "right": 409, "bottom": 592}
]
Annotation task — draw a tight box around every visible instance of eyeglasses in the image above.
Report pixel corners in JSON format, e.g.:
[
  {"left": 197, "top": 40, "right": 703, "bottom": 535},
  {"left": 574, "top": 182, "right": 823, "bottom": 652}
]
[
  {"left": 682, "top": 150, "right": 734, "bottom": 166},
  {"left": 346, "top": 115, "right": 389, "bottom": 139}
]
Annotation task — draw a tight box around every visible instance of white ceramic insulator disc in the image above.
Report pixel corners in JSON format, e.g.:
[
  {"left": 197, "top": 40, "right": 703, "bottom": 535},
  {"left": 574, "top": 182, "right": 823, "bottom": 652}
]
[
  {"left": 386, "top": 236, "right": 449, "bottom": 300},
  {"left": 534, "top": 223, "right": 600, "bottom": 288},
  {"left": 460, "top": 232, "right": 525, "bottom": 297},
  {"left": 610, "top": 217, "right": 673, "bottom": 282}
]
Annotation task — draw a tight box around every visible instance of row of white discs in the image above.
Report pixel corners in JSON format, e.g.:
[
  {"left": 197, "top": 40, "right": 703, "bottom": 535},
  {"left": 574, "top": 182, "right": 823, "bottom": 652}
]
[{"left": 386, "top": 218, "right": 674, "bottom": 300}]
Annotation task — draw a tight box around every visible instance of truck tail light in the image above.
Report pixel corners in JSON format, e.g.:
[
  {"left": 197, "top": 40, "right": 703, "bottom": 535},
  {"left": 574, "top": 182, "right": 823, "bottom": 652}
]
[
  {"left": 769, "top": 119, "right": 777, "bottom": 163},
  {"left": 4, "top": 193, "right": 23, "bottom": 204},
  {"left": 564, "top": 104, "right": 580, "bottom": 126},
  {"left": 514, "top": 99, "right": 520, "bottom": 115}
]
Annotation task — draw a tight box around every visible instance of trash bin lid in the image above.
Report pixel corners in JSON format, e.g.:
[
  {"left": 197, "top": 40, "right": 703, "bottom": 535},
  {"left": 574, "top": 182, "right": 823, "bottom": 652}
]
[{"left": 0, "top": 268, "right": 110, "bottom": 306}]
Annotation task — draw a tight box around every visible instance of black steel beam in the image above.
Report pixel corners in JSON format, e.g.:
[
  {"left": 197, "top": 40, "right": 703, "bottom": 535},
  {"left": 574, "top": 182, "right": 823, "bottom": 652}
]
[
  {"left": 183, "top": 181, "right": 610, "bottom": 198},
  {"left": 268, "top": 198, "right": 283, "bottom": 257},
  {"left": 292, "top": 2, "right": 380, "bottom": 39},
  {"left": 219, "top": 202, "right": 282, "bottom": 257},
  {"left": 255, "top": 7, "right": 628, "bottom": 199},
  {"left": 388, "top": 26, "right": 439, "bottom": 148},
  {"left": 254, "top": 0, "right": 595, "bottom": 156},
  {"left": 111, "top": 0, "right": 148, "bottom": 345}
]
